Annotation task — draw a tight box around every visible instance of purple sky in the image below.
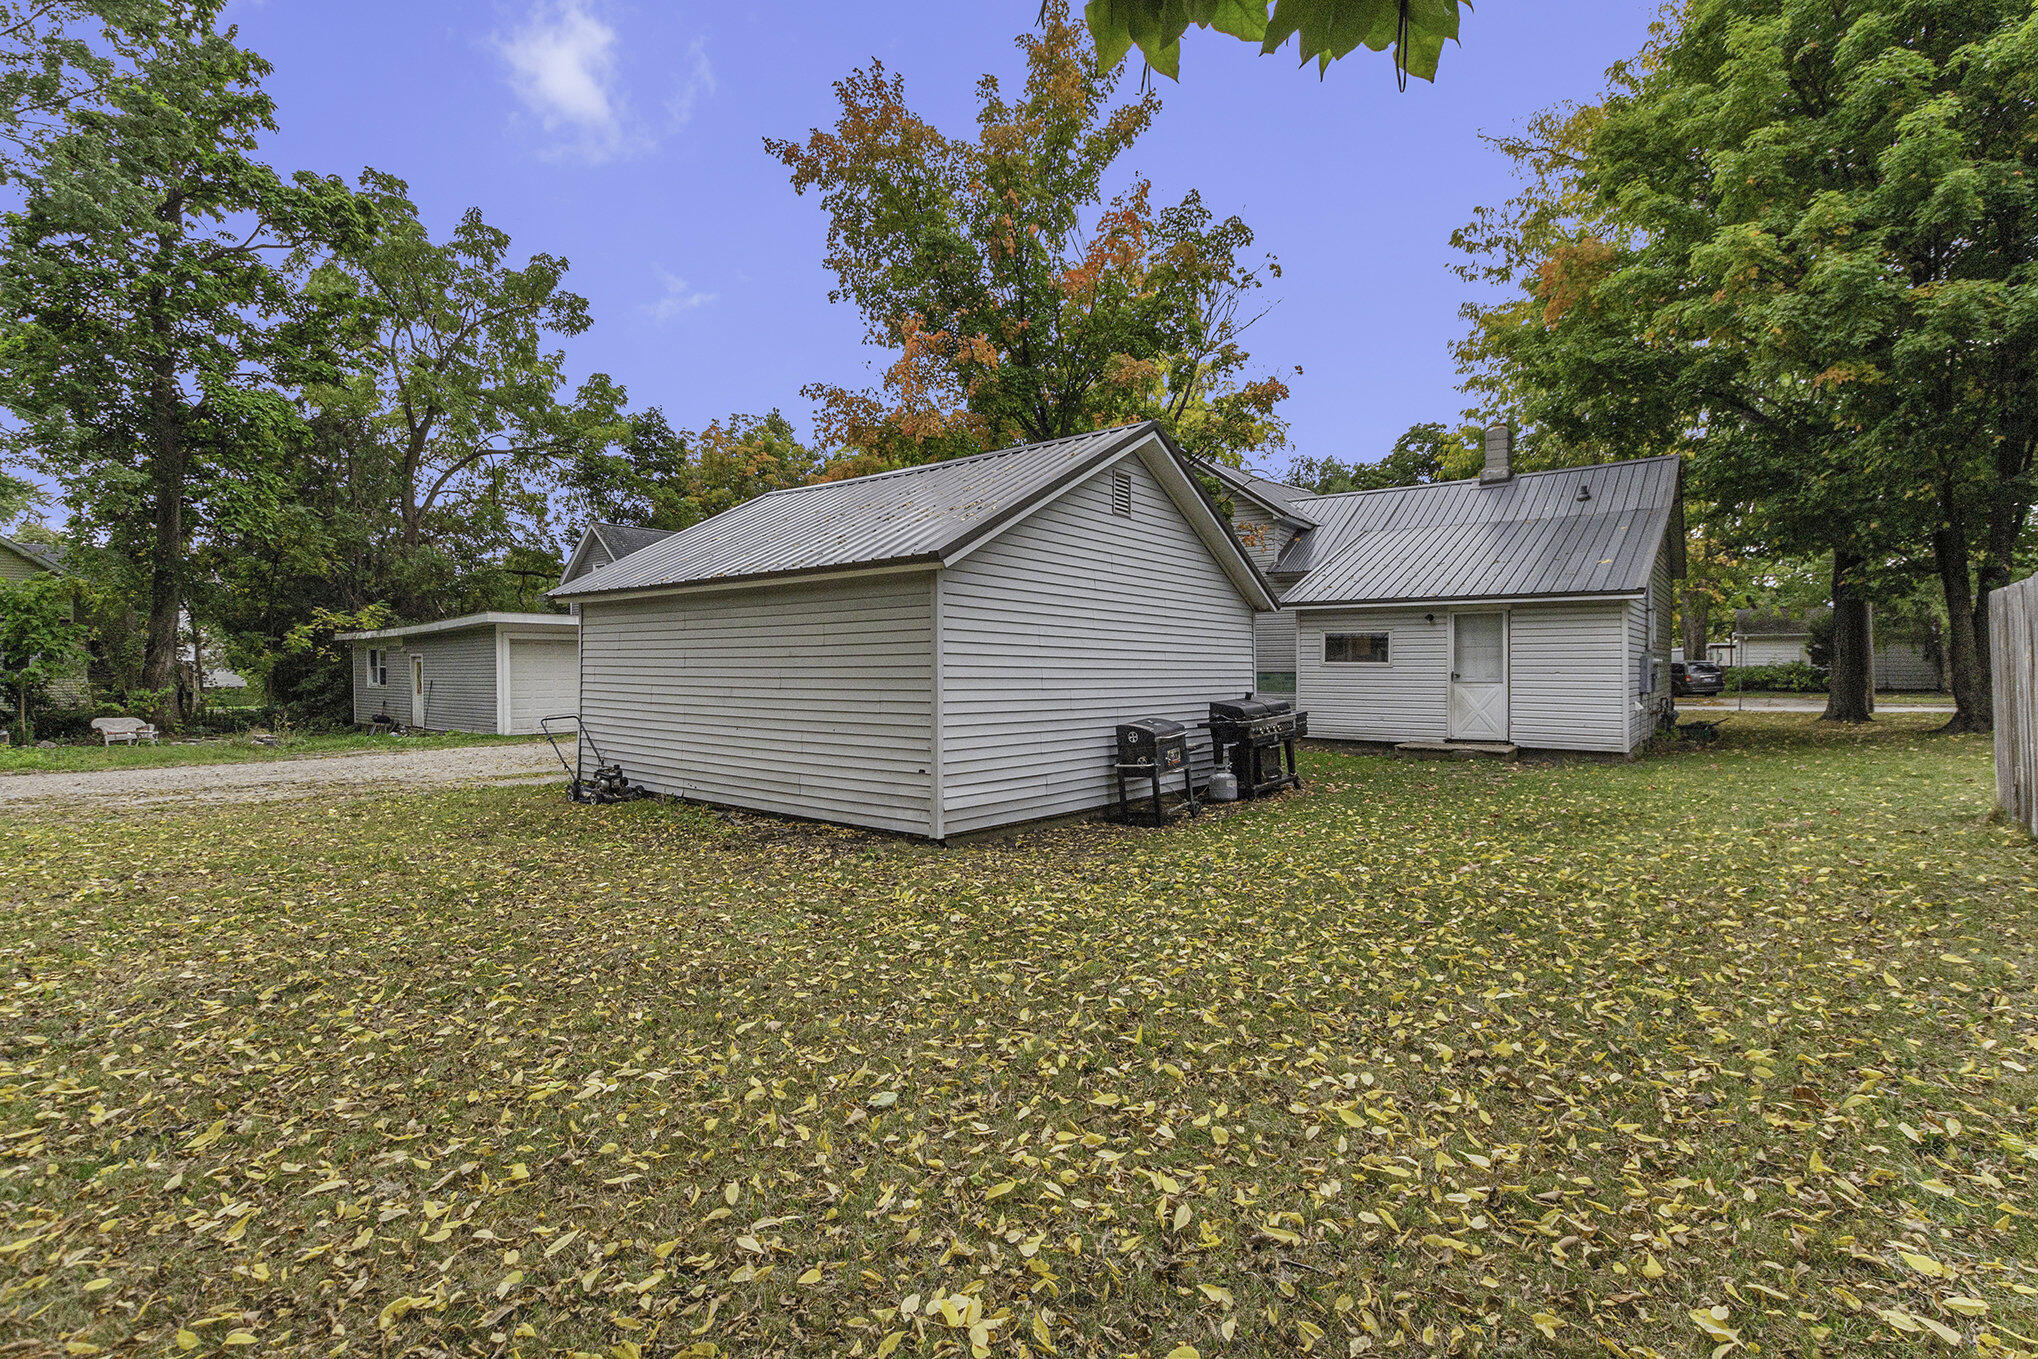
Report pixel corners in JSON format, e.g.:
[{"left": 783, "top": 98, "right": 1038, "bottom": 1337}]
[{"left": 221, "top": 1, "right": 1655, "bottom": 481}]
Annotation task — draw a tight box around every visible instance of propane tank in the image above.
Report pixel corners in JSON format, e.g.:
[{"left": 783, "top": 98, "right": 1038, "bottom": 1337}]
[{"left": 1206, "top": 769, "right": 1238, "bottom": 802}]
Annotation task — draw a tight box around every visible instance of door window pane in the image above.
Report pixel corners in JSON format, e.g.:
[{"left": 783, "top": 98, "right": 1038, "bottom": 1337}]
[{"left": 1454, "top": 614, "right": 1503, "bottom": 683}]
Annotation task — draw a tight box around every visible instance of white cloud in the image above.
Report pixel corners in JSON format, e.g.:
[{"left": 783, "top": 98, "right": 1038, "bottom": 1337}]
[
  {"left": 644, "top": 267, "right": 715, "bottom": 322},
  {"left": 495, "top": 4, "right": 716, "bottom": 164},
  {"left": 497, "top": 1, "right": 634, "bottom": 163}
]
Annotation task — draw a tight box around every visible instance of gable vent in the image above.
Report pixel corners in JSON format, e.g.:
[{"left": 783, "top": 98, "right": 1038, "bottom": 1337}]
[{"left": 1111, "top": 468, "right": 1133, "bottom": 518}]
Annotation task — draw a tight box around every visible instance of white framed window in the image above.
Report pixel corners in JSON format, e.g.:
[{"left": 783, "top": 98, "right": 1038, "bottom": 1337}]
[
  {"left": 1325, "top": 633, "right": 1390, "bottom": 664},
  {"left": 367, "top": 648, "right": 389, "bottom": 686},
  {"left": 1111, "top": 468, "right": 1133, "bottom": 517}
]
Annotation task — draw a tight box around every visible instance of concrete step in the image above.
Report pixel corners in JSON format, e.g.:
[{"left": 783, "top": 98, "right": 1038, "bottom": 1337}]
[{"left": 1394, "top": 740, "right": 1520, "bottom": 759}]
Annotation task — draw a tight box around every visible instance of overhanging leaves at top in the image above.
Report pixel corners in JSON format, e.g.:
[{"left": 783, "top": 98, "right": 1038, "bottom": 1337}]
[{"left": 1080, "top": 0, "right": 1466, "bottom": 81}]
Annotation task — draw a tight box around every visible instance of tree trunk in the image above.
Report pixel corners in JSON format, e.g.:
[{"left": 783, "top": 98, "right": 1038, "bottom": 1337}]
[
  {"left": 1681, "top": 587, "right": 1710, "bottom": 664},
  {"left": 1822, "top": 551, "right": 1873, "bottom": 723},
  {"left": 1934, "top": 524, "right": 1991, "bottom": 732}
]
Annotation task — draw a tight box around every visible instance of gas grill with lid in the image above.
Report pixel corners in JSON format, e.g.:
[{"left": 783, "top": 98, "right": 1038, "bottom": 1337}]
[{"left": 1208, "top": 696, "right": 1306, "bottom": 799}]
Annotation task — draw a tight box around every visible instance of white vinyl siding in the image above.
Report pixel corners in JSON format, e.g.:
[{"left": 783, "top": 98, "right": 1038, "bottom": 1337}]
[
  {"left": 1230, "top": 506, "right": 1285, "bottom": 574},
  {"left": 577, "top": 575, "right": 936, "bottom": 836},
  {"left": 1254, "top": 609, "right": 1299, "bottom": 693},
  {"left": 1514, "top": 603, "right": 1630, "bottom": 753},
  {"left": 940, "top": 455, "right": 1256, "bottom": 836},
  {"left": 1296, "top": 607, "right": 1448, "bottom": 742},
  {"left": 505, "top": 636, "right": 580, "bottom": 735},
  {"left": 1301, "top": 601, "right": 1640, "bottom": 753},
  {"left": 1623, "top": 546, "right": 1676, "bottom": 748},
  {"left": 1740, "top": 635, "right": 1809, "bottom": 666}
]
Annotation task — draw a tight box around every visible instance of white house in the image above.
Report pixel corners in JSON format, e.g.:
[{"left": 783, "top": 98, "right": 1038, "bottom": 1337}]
[
  {"left": 1206, "top": 427, "right": 1683, "bottom": 754},
  {"left": 550, "top": 422, "right": 1277, "bottom": 839},
  {"left": 339, "top": 612, "right": 579, "bottom": 734}
]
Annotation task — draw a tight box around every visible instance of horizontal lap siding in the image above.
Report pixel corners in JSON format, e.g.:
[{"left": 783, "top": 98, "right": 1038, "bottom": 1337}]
[
  {"left": 406, "top": 630, "right": 500, "bottom": 733},
  {"left": 940, "top": 457, "right": 1255, "bottom": 835},
  {"left": 1514, "top": 603, "right": 1630, "bottom": 752},
  {"left": 1741, "top": 636, "right": 1807, "bottom": 666},
  {"left": 579, "top": 577, "right": 935, "bottom": 836},
  {"left": 1874, "top": 640, "right": 1940, "bottom": 691},
  {"left": 1296, "top": 608, "right": 1447, "bottom": 742},
  {"left": 353, "top": 643, "right": 402, "bottom": 725},
  {"left": 1254, "top": 609, "right": 1298, "bottom": 686}
]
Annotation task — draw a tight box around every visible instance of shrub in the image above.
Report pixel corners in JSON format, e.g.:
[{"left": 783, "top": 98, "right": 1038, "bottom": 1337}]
[{"left": 1725, "top": 661, "right": 1828, "bottom": 693}]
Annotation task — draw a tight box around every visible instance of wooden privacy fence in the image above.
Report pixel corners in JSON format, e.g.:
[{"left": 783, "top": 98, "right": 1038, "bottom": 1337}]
[{"left": 1993, "top": 574, "right": 2038, "bottom": 835}]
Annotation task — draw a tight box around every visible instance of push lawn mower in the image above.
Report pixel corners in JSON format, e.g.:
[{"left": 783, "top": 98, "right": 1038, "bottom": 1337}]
[{"left": 541, "top": 714, "right": 650, "bottom": 805}]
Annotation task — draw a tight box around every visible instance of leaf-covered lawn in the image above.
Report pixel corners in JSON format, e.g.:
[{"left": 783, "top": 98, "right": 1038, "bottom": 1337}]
[
  {"left": 1, "top": 715, "right": 2033, "bottom": 1357},
  {"left": 0, "top": 730, "right": 549, "bottom": 775}
]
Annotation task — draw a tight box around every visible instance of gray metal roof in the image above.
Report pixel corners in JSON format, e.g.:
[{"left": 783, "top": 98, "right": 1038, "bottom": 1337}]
[
  {"left": 552, "top": 424, "right": 1160, "bottom": 598},
  {"left": 1197, "top": 460, "right": 1320, "bottom": 524},
  {"left": 0, "top": 534, "right": 65, "bottom": 574},
  {"left": 1278, "top": 456, "right": 1681, "bottom": 606},
  {"left": 590, "top": 522, "right": 676, "bottom": 559}
]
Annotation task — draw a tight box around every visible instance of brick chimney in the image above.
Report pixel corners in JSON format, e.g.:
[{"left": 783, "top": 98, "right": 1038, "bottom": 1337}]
[{"left": 1480, "top": 423, "right": 1514, "bottom": 485}]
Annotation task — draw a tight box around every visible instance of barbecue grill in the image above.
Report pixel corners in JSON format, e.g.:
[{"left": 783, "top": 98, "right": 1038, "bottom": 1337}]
[
  {"left": 1113, "top": 717, "right": 1197, "bottom": 826},
  {"left": 1208, "top": 696, "right": 1306, "bottom": 799}
]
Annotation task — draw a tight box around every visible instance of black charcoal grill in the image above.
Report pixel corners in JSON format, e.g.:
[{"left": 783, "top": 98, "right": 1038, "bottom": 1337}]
[
  {"left": 1113, "top": 717, "right": 1198, "bottom": 826},
  {"left": 1209, "top": 696, "right": 1306, "bottom": 799}
]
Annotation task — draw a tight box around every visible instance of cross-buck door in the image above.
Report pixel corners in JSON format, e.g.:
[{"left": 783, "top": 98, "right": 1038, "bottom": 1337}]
[
  {"left": 1447, "top": 612, "right": 1508, "bottom": 742},
  {"left": 410, "top": 655, "right": 426, "bottom": 728}
]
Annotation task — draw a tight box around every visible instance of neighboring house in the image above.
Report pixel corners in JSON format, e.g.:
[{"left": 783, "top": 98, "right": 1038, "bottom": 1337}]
[
  {"left": 551, "top": 422, "right": 1277, "bottom": 839},
  {"left": 337, "top": 613, "right": 579, "bottom": 734},
  {"left": 560, "top": 522, "right": 680, "bottom": 595},
  {"left": 0, "top": 533, "right": 88, "bottom": 705},
  {"left": 1730, "top": 610, "right": 1817, "bottom": 667},
  {"left": 1204, "top": 427, "right": 1683, "bottom": 754}
]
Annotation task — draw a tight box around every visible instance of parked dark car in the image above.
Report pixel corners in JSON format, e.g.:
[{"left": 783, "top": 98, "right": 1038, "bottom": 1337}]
[{"left": 1673, "top": 660, "right": 1725, "bottom": 696}]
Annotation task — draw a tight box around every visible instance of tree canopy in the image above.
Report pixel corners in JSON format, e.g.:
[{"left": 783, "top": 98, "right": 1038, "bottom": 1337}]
[
  {"left": 1080, "top": 0, "right": 1465, "bottom": 83},
  {"left": 770, "top": 3, "right": 1291, "bottom": 476}
]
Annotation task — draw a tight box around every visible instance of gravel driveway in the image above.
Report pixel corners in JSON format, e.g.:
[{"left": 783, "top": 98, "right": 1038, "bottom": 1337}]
[{"left": 0, "top": 741, "right": 569, "bottom": 811}]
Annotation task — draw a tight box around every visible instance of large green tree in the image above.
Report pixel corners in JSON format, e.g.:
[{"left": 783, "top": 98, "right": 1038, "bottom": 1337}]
[
  {"left": 1456, "top": 0, "right": 2038, "bottom": 730},
  {"left": 770, "top": 3, "right": 1290, "bottom": 476},
  {"left": 0, "top": 0, "right": 173, "bottom": 180},
  {"left": 1080, "top": 0, "right": 1464, "bottom": 83},
  {"left": 0, "top": 11, "right": 371, "bottom": 729}
]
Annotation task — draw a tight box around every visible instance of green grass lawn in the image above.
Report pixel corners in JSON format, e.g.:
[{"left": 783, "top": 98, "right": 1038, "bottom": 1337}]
[
  {"left": 0, "top": 729, "right": 552, "bottom": 775},
  {"left": 1, "top": 715, "right": 2033, "bottom": 1357}
]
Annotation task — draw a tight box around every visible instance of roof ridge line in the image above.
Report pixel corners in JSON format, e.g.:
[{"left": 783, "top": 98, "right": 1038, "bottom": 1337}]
[
  {"left": 1301, "top": 452, "right": 1680, "bottom": 503},
  {"left": 756, "top": 422, "right": 1156, "bottom": 498}
]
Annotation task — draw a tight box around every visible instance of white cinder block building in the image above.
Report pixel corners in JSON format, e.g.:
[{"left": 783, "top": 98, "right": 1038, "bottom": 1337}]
[
  {"left": 340, "top": 613, "right": 579, "bottom": 735},
  {"left": 550, "top": 422, "right": 1277, "bottom": 838}
]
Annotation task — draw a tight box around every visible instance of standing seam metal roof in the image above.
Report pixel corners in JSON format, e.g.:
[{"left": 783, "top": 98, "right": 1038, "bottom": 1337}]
[
  {"left": 1276, "top": 456, "right": 1682, "bottom": 606},
  {"left": 551, "top": 424, "right": 1157, "bottom": 598}
]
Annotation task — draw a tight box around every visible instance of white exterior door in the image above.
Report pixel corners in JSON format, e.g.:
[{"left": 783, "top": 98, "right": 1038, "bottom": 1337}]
[
  {"left": 410, "top": 655, "right": 426, "bottom": 727},
  {"left": 1448, "top": 612, "right": 1509, "bottom": 741}
]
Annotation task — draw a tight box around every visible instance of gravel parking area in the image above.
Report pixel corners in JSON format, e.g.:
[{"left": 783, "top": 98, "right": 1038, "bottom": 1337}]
[{"left": 0, "top": 741, "right": 568, "bottom": 811}]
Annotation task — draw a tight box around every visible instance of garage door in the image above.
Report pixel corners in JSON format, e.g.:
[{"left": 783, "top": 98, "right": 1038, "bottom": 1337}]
[{"left": 505, "top": 637, "right": 579, "bottom": 735}]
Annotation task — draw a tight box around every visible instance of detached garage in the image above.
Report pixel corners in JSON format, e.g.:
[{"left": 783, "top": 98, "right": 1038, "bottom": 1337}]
[
  {"left": 549, "top": 422, "right": 1276, "bottom": 839},
  {"left": 339, "top": 612, "right": 579, "bottom": 735}
]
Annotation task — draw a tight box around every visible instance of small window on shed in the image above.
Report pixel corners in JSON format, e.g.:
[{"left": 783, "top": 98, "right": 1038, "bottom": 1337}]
[
  {"left": 367, "top": 648, "right": 388, "bottom": 686},
  {"left": 1111, "top": 468, "right": 1133, "bottom": 518},
  {"left": 1325, "top": 633, "right": 1390, "bottom": 664}
]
